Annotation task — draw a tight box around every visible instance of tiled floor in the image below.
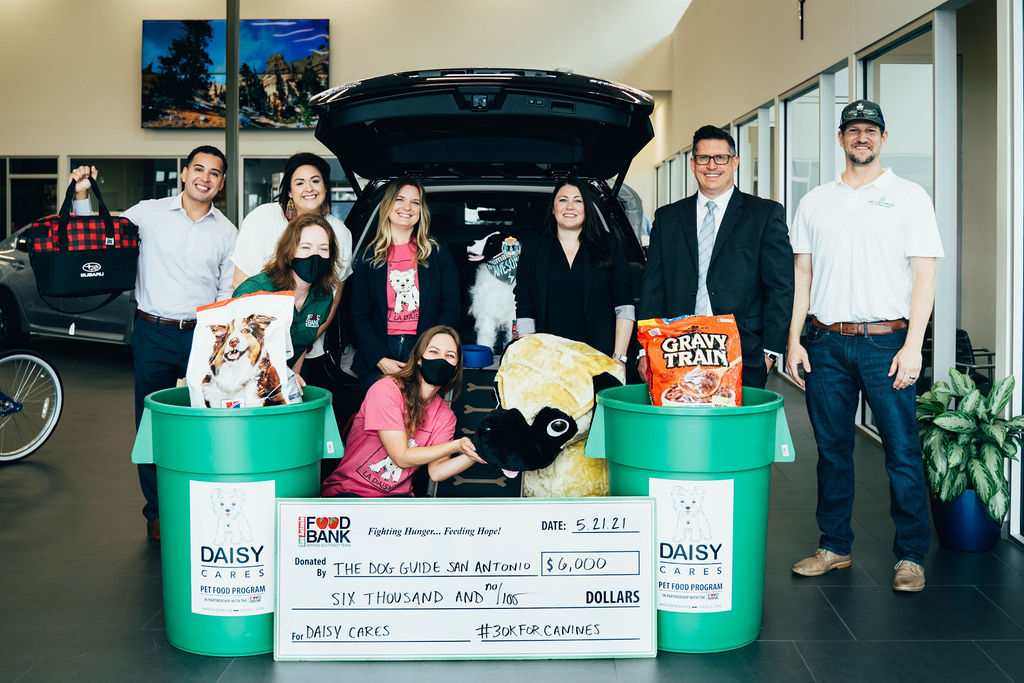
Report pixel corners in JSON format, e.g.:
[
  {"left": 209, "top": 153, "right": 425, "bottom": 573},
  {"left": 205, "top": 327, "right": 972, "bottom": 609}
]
[{"left": 1, "top": 338, "right": 1023, "bottom": 682}]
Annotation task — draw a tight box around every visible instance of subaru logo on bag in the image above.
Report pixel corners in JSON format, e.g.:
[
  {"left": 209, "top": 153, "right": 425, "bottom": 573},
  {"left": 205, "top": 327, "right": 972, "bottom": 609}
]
[{"left": 80, "top": 262, "right": 105, "bottom": 278}]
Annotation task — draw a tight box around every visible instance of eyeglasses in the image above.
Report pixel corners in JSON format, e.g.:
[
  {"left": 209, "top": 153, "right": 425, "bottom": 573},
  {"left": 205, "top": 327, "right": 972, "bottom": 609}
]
[{"left": 693, "top": 154, "right": 734, "bottom": 165}]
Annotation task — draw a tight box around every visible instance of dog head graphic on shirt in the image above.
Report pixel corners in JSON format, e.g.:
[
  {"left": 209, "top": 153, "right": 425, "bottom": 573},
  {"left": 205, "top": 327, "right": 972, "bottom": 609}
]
[{"left": 389, "top": 268, "right": 419, "bottom": 313}]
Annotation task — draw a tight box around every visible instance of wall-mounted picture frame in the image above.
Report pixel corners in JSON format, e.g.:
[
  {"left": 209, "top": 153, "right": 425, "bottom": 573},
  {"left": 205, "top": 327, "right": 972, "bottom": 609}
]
[{"left": 142, "top": 19, "right": 329, "bottom": 129}]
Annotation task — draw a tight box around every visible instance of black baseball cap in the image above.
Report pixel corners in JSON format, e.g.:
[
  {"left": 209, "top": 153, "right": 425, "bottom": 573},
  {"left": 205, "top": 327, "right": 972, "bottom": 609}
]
[{"left": 839, "top": 100, "right": 885, "bottom": 131}]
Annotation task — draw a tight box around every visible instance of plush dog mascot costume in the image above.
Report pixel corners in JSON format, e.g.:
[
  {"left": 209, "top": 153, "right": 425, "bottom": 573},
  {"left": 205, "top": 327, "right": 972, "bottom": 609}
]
[{"left": 475, "top": 334, "right": 623, "bottom": 497}]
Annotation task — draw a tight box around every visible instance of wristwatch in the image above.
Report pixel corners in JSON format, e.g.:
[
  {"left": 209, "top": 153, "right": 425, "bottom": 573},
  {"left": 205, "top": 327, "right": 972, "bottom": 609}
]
[{"left": 613, "top": 353, "right": 628, "bottom": 364}]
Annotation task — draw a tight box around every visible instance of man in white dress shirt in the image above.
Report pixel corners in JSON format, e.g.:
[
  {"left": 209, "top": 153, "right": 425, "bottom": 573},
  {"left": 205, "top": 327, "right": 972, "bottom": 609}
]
[{"left": 70, "top": 146, "right": 237, "bottom": 542}]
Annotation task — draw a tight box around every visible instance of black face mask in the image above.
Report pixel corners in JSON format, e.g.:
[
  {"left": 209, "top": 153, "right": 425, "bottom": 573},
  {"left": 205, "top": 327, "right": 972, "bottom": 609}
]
[
  {"left": 420, "top": 357, "right": 458, "bottom": 387},
  {"left": 292, "top": 254, "right": 330, "bottom": 284}
]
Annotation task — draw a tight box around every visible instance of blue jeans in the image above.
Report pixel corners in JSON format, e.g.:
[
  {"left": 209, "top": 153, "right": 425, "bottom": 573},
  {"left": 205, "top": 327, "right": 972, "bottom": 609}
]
[
  {"left": 358, "top": 334, "right": 417, "bottom": 390},
  {"left": 803, "top": 324, "right": 929, "bottom": 564}
]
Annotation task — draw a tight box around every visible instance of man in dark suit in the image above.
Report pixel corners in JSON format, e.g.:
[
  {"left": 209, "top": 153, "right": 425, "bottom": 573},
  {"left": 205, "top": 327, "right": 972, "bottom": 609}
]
[{"left": 638, "top": 125, "right": 793, "bottom": 388}]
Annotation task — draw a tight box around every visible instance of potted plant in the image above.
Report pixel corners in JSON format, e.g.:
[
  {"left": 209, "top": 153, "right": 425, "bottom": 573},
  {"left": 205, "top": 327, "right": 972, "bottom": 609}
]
[{"left": 915, "top": 368, "right": 1023, "bottom": 551}]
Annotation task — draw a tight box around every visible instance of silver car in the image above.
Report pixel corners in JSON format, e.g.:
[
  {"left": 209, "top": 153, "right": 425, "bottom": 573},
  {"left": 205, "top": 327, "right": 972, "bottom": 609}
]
[{"left": 0, "top": 224, "right": 136, "bottom": 345}]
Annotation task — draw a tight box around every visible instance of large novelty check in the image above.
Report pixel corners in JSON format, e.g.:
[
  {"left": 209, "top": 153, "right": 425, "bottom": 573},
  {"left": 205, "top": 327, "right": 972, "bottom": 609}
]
[{"left": 275, "top": 497, "right": 655, "bottom": 660}]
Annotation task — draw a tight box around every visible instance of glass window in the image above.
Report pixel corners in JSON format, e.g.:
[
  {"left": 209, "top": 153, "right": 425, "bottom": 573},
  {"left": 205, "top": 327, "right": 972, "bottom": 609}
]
[
  {"left": 786, "top": 87, "right": 821, "bottom": 221},
  {"left": 10, "top": 178, "right": 57, "bottom": 230},
  {"left": 6, "top": 157, "right": 59, "bottom": 236},
  {"left": 832, "top": 66, "right": 850, "bottom": 179},
  {"left": 737, "top": 118, "right": 758, "bottom": 196},
  {"left": 324, "top": 158, "right": 357, "bottom": 223},
  {"left": 0, "top": 160, "right": 7, "bottom": 235},
  {"left": 242, "top": 156, "right": 355, "bottom": 221},
  {"left": 70, "top": 158, "right": 181, "bottom": 212},
  {"left": 682, "top": 150, "right": 693, "bottom": 196},
  {"left": 666, "top": 155, "right": 680, "bottom": 203},
  {"left": 867, "top": 32, "right": 934, "bottom": 198},
  {"left": 10, "top": 158, "right": 57, "bottom": 174},
  {"left": 856, "top": 30, "right": 935, "bottom": 436},
  {"left": 242, "top": 158, "right": 285, "bottom": 216},
  {"left": 654, "top": 163, "right": 665, "bottom": 208},
  {"left": 765, "top": 104, "right": 777, "bottom": 200}
]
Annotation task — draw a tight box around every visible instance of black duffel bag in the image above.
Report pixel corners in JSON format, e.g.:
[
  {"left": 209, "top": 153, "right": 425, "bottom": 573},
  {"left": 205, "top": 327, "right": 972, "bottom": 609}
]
[{"left": 24, "top": 177, "right": 139, "bottom": 297}]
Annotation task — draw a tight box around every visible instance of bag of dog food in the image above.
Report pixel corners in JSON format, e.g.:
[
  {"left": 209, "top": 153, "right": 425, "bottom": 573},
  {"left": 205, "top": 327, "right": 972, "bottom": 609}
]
[
  {"left": 637, "top": 314, "right": 743, "bottom": 407},
  {"left": 186, "top": 291, "right": 301, "bottom": 408}
]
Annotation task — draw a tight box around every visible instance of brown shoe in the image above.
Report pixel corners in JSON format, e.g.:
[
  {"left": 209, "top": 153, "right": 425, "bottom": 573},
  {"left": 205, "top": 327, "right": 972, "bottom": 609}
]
[
  {"left": 146, "top": 518, "right": 160, "bottom": 543},
  {"left": 792, "top": 548, "right": 852, "bottom": 576},
  {"left": 893, "top": 560, "right": 925, "bottom": 592}
]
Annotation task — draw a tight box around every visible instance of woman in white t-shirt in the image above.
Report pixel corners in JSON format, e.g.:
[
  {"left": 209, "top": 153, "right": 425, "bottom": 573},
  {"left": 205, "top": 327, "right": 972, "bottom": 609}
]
[
  {"left": 349, "top": 177, "right": 460, "bottom": 389},
  {"left": 231, "top": 153, "right": 353, "bottom": 384}
]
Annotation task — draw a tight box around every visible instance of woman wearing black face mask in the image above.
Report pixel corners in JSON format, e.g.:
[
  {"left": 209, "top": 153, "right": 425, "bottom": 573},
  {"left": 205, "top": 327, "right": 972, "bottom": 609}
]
[
  {"left": 234, "top": 214, "right": 341, "bottom": 386},
  {"left": 322, "top": 325, "right": 485, "bottom": 497}
]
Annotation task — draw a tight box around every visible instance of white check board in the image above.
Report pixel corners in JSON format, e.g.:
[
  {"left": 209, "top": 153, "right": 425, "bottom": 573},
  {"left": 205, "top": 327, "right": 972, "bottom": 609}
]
[{"left": 275, "top": 498, "right": 656, "bottom": 660}]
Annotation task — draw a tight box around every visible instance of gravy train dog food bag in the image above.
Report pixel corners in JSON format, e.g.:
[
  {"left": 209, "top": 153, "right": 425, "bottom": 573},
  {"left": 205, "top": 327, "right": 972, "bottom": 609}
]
[
  {"left": 186, "top": 291, "right": 301, "bottom": 408},
  {"left": 637, "top": 315, "right": 743, "bottom": 407}
]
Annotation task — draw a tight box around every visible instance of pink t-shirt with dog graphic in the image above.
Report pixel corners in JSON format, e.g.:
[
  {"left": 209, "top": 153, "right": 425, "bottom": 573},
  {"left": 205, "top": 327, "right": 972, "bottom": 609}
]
[
  {"left": 321, "top": 378, "right": 456, "bottom": 497},
  {"left": 386, "top": 242, "right": 419, "bottom": 335}
]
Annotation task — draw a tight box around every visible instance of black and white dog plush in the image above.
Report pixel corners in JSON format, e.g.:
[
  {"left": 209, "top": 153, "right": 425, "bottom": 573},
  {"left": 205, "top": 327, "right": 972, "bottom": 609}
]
[
  {"left": 476, "top": 405, "right": 579, "bottom": 476},
  {"left": 474, "top": 334, "right": 624, "bottom": 497},
  {"left": 466, "top": 230, "right": 521, "bottom": 350}
]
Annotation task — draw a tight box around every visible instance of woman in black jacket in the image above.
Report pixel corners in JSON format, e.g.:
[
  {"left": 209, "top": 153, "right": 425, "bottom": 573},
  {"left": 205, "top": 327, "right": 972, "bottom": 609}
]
[
  {"left": 514, "top": 179, "right": 634, "bottom": 365},
  {"left": 350, "top": 177, "right": 460, "bottom": 388}
]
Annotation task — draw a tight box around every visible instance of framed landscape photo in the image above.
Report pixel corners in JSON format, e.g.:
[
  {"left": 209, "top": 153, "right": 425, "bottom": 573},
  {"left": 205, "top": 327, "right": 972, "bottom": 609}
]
[{"left": 142, "top": 19, "right": 329, "bottom": 129}]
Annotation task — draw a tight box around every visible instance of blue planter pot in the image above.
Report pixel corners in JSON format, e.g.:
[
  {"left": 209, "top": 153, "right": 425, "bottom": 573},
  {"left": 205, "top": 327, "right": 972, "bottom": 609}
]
[{"left": 930, "top": 489, "right": 1002, "bottom": 552}]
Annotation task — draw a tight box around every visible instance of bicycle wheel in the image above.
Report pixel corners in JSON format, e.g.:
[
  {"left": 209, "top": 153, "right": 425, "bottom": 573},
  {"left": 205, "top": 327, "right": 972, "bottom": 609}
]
[{"left": 0, "top": 350, "right": 64, "bottom": 463}]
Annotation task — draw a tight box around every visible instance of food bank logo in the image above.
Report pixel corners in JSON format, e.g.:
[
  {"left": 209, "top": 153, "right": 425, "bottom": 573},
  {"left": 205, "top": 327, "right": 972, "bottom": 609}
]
[{"left": 299, "top": 515, "right": 351, "bottom": 546}]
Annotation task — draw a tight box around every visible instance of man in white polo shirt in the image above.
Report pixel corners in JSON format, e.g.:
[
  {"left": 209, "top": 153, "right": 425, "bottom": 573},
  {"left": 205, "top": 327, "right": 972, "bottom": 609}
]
[{"left": 786, "top": 100, "right": 943, "bottom": 592}]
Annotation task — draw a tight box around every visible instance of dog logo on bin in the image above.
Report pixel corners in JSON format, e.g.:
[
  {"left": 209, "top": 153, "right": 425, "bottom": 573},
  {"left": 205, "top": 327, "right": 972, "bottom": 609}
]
[
  {"left": 210, "top": 487, "right": 255, "bottom": 545},
  {"left": 672, "top": 485, "right": 714, "bottom": 542}
]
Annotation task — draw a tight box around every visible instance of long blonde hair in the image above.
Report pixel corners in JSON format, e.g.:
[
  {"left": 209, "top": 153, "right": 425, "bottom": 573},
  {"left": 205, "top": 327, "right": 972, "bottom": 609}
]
[{"left": 367, "top": 177, "right": 436, "bottom": 268}]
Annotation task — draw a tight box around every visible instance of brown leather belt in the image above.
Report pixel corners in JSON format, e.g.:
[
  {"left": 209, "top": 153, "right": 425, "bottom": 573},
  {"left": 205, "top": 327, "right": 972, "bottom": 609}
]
[
  {"left": 811, "top": 317, "right": 907, "bottom": 336},
  {"left": 136, "top": 310, "right": 197, "bottom": 330}
]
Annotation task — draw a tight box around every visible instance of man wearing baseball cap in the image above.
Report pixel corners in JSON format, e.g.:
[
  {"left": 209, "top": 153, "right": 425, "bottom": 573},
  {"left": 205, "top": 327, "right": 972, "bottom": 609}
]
[{"left": 786, "top": 100, "right": 944, "bottom": 592}]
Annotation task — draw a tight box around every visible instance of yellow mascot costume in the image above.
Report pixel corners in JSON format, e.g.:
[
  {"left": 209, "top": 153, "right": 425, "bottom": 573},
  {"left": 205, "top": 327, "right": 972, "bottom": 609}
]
[{"left": 491, "top": 333, "right": 624, "bottom": 497}]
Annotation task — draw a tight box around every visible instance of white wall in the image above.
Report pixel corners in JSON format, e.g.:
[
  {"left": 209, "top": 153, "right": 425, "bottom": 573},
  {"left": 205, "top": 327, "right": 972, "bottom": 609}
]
[
  {"left": 665, "top": 0, "right": 949, "bottom": 154},
  {"left": 0, "top": 0, "right": 686, "bottom": 217}
]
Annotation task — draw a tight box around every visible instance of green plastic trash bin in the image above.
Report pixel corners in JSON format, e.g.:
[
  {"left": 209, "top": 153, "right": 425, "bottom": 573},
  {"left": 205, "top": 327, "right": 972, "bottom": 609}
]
[
  {"left": 131, "top": 386, "right": 342, "bottom": 657},
  {"left": 586, "top": 384, "right": 794, "bottom": 653}
]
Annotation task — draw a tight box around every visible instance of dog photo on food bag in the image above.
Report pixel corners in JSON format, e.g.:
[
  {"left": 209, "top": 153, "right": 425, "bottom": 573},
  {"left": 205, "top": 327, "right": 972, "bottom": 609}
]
[
  {"left": 186, "top": 291, "right": 298, "bottom": 408},
  {"left": 201, "top": 314, "right": 284, "bottom": 408}
]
